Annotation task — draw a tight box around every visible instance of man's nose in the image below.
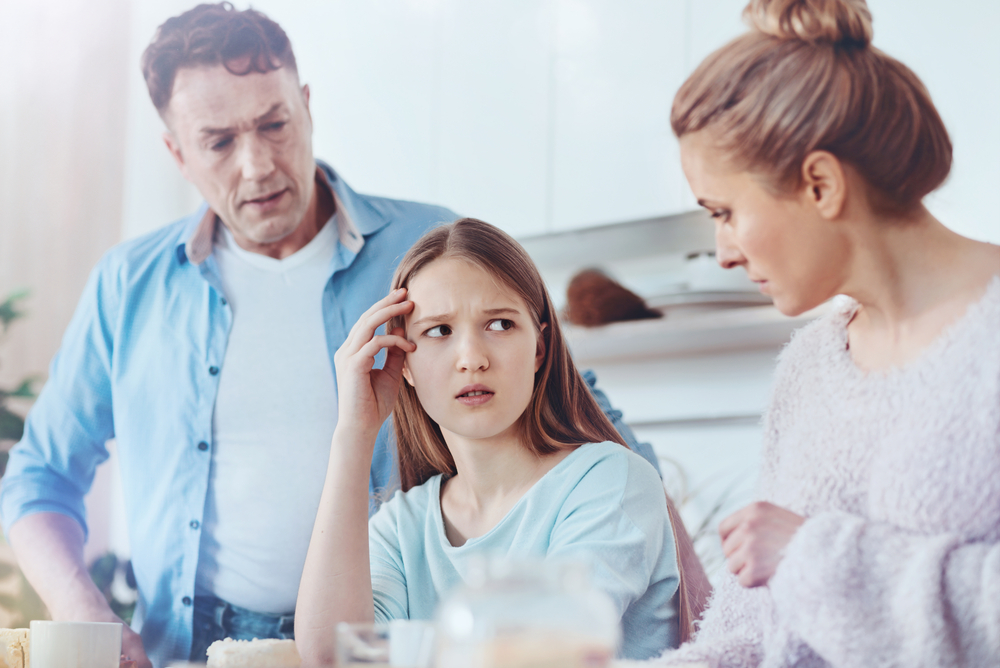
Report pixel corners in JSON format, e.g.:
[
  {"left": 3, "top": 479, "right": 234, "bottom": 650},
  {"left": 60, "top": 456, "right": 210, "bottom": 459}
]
[
  {"left": 715, "top": 221, "right": 745, "bottom": 269},
  {"left": 237, "top": 134, "right": 276, "bottom": 182},
  {"left": 456, "top": 332, "right": 489, "bottom": 372}
]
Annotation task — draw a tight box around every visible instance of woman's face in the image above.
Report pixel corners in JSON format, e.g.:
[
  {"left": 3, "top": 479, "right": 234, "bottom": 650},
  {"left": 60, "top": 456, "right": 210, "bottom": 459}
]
[
  {"left": 679, "top": 130, "right": 850, "bottom": 316},
  {"left": 402, "top": 257, "right": 545, "bottom": 446}
]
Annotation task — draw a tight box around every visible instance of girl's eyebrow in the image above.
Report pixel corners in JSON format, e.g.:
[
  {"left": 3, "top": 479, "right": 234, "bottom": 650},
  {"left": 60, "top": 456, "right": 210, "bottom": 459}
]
[
  {"left": 409, "top": 313, "right": 453, "bottom": 329},
  {"left": 409, "top": 307, "right": 522, "bottom": 329}
]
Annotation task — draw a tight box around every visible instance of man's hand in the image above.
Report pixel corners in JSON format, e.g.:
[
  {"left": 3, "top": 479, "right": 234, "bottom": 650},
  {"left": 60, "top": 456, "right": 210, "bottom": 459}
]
[
  {"left": 8, "top": 514, "right": 152, "bottom": 667},
  {"left": 121, "top": 623, "right": 152, "bottom": 668},
  {"left": 719, "top": 501, "right": 805, "bottom": 588}
]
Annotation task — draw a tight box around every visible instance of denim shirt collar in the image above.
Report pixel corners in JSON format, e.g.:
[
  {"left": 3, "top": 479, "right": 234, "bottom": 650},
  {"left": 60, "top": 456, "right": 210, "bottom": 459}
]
[{"left": 175, "top": 161, "right": 383, "bottom": 267}]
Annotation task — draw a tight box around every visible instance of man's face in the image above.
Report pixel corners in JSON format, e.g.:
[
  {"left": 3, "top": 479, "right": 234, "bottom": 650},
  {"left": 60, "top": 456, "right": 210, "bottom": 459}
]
[{"left": 163, "top": 64, "right": 317, "bottom": 250}]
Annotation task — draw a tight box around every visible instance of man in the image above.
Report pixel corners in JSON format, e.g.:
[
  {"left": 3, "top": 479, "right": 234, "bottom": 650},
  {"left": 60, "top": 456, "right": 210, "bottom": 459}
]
[{"left": 0, "top": 4, "right": 659, "bottom": 666}]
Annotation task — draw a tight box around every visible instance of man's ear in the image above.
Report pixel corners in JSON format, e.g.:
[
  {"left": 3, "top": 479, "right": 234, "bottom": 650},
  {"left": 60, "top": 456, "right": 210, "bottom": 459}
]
[
  {"left": 402, "top": 361, "right": 415, "bottom": 387},
  {"left": 162, "top": 131, "right": 190, "bottom": 181},
  {"left": 301, "top": 83, "right": 312, "bottom": 124},
  {"left": 534, "top": 323, "right": 548, "bottom": 373},
  {"left": 800, "top": 150, "right": 847, "bottom": 220}
]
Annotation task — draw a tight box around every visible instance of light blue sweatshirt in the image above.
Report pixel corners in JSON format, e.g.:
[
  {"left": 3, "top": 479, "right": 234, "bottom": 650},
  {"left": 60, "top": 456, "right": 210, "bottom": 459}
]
[{"left": 368, "top": 441, "right": 680, "bottom": 660}]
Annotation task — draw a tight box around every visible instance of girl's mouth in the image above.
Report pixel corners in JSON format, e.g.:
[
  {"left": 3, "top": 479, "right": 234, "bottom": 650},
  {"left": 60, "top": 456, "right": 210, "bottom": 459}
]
[{"left": 456, "top": 389, "right": 495, "bottom": 406}]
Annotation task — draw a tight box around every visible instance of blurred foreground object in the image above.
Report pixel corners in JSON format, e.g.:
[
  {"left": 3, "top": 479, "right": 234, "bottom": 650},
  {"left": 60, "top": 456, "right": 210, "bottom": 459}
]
[
  {"left": 206, "top": 638, "right": 299, "bottom": 667},
  {"left": 436, "top": 558, "right": 618, "bottom": 668},
  {"left": 565, "top": 270, "right": 662, "bottom": 327}
]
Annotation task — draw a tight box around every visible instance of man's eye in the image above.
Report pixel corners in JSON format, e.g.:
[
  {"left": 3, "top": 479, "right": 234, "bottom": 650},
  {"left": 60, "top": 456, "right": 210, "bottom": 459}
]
[
  {"left": 263, "top": 121, "right": 287, "bottom": 132},
  {"left": 425, "top": 325, "right": 451, "bottom": 338},
  {"left": 211, "top": 137, "right": 233, "bottom": 151},
  {"left": 487, "top": 319, "right": 514, "bottom": 332}
]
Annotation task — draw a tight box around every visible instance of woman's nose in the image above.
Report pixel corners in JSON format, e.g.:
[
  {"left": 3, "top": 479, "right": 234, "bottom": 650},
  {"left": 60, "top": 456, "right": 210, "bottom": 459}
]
[{"left": 715, "top": 222, "right": 745, "bottom": 269}]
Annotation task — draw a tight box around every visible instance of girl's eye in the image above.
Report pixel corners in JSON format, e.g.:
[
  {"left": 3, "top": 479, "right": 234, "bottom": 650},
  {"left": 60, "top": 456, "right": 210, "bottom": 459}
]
[
  {"left": 710, "top": 209, "right": 731, "bottom": 223},
  {"left": 487, "top": 319, "right": 514, "bottom": 332},
  {"left": 425, "top": 325, "right": 451, "bottom": 338}
]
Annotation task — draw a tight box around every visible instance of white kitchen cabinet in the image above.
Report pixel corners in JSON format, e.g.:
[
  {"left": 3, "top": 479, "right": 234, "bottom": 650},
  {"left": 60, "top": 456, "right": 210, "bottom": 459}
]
[
  {"left": 432, "top": 1, "right": 552, "bottom": 237},
  {"left": 549, "top": 0, "right": 689, "bottom": 231}
]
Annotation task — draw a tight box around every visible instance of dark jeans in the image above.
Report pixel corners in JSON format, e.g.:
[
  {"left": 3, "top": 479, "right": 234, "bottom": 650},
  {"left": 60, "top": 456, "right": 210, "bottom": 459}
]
[{"left": 190, "top": 595, "right": 295, "bottom": 661}]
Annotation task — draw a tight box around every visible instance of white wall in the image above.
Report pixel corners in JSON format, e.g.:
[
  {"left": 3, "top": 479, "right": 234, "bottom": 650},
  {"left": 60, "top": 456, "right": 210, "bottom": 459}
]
[{"left": 122, "top": 0, "right": 1000, "bottom": 243}]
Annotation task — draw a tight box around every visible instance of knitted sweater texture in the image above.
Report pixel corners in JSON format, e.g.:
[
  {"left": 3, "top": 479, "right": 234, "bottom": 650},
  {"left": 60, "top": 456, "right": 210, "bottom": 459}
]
[{"left": 657, "top": 276, "right": 1000, "bottom": 668}]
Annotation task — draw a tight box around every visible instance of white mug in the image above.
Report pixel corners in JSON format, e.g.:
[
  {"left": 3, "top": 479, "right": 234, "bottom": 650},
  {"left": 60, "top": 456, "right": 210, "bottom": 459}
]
[{"left": 29, "top": 620, "right": 122, "bottom": 668}]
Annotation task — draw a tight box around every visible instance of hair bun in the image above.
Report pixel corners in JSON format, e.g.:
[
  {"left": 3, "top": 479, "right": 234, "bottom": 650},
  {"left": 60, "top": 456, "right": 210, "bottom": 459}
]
[{"left": 743, "top": 0, "right": 872, "bottom": 46}]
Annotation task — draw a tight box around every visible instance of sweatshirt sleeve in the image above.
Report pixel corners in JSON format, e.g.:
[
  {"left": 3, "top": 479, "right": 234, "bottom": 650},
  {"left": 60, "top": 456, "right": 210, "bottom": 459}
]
[
  {"left": 654, "top": 572, "right": 767, "bottom": 668},
  {"left": 768, "top": 510, "right": 1000, "bottom": 667}
]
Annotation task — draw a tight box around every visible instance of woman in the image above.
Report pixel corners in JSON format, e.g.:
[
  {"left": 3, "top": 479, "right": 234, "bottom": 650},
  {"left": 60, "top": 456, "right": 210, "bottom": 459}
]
[
  {"left": 295, "top": 218, "right": 681, "bottom": 663},
  {"left": 659, "top": 0, "right": 1000, "bottom": 666}
]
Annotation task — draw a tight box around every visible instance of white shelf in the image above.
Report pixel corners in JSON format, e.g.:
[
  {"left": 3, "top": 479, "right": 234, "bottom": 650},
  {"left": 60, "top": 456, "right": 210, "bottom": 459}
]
[{"left": 564, "top": 303, "right": 829, "bottom": 364}]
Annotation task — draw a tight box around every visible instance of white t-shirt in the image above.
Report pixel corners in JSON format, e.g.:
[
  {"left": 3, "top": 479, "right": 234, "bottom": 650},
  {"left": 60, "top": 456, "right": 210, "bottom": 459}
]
[{"left": 195, "top": 217, "right": 338, "bottom": 614}]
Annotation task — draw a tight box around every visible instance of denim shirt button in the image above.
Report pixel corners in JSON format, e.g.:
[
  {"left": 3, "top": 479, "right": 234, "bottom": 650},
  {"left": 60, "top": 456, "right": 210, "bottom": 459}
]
[
  {"left": 182, "top": 596, "right": 192, "bottom": 606},
  {"left": 189, "top": 520, "right": 200, "bottom": 530},
  {"left": 209, "top": 366, "right": 220, "bottom": 376},
  {"left": 197, "top": 441, "right": 209, "bottom": 451}
]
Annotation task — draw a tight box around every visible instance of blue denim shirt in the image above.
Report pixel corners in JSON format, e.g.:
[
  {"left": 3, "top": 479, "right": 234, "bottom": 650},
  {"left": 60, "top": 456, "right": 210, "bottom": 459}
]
[{"left": 1, "top": 163, "right": 658, "bottom": 666}]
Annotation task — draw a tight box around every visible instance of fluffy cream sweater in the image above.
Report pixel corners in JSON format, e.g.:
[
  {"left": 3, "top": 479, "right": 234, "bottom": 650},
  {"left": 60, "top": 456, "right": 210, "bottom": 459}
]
[{"left": 658, "top": 276, "right": 1000, "bottom": 668}]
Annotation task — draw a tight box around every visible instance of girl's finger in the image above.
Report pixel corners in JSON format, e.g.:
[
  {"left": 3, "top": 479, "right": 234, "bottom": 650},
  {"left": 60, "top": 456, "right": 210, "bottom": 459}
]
[
  {"left": 351, "top": 335, "right": 416, "bottom": 367},
  {"left": 342, "top": 298, "right": 414, "bottom": 353}
]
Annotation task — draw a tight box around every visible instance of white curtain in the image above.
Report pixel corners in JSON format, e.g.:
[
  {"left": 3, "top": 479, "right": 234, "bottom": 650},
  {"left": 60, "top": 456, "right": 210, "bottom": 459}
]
[{"left": 0, "top": 0, "right": 130, "bottom": 392}]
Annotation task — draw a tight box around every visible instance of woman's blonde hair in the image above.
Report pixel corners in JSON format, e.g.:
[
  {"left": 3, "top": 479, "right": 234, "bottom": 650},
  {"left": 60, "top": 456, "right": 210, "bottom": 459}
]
[
  {"left": 671, "top": 0, "right": 951, "bottom": 215},
  {"left": 388, "top": 218, "right": 625, "bottom": 492}
]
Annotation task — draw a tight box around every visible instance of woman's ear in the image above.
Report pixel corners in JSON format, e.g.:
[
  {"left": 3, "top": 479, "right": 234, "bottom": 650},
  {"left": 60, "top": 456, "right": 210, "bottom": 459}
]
[
  {"left": 800, "top": 150, "right": 848, "bottom": 220},
  {"left": 534, "top": 323, "right": 548, "bottom": 373}
]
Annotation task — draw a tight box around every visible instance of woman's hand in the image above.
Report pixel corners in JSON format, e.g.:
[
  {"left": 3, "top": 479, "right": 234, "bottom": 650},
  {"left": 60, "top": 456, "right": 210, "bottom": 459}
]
[
  {"left": 333, "top": 288, "right": 416, "bottom": 440},
  {"left": 719, "top": 501, "right": 805, "bottom": 588}
]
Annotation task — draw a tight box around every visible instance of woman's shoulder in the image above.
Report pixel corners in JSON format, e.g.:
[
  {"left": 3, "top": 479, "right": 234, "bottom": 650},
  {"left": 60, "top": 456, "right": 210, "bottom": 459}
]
[{"left": 777, "top": 295, "right": 857, "bottom": 367}]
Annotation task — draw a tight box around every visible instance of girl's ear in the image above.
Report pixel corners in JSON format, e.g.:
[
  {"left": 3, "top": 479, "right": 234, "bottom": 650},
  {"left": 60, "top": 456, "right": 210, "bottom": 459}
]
[
  {"left": 534, "top": 323, "right": 548, "bottom": 373},
  {"left": 402, "top": 361, "right": 415, "bottom": 387}
]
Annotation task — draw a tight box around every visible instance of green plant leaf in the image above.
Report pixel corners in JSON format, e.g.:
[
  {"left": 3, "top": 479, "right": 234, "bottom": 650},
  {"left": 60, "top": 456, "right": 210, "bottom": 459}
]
[
  {"left": 0, "top": 290, "right": 30, "bottom": 333},
  {"left": 0, "top": 406, "right": 25, "bottom": 442},
  {"left": 8, "top": 377, "right": 39, "bottom": 399}
]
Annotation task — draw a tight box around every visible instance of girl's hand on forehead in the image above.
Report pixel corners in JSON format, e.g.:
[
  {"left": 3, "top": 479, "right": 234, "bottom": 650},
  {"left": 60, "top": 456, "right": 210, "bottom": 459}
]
[{"left": 333, "top": 288, "right": 417, "bottom": 442}]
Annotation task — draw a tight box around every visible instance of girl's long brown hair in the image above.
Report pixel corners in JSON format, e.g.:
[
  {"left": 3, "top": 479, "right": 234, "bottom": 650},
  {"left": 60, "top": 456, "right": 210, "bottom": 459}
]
[{"left": 389, "top": 218, "right": 625, "bottom": 492}]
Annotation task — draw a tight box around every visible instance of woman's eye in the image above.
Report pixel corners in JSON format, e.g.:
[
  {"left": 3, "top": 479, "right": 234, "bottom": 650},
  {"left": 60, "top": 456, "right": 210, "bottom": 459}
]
[
  {"left": 710, "top": 209, "right": 731, "bottom": 223},
  {"left": 425, "top": 325, "right": 451, "bottom": 338},
  {"left": 487, "top": 319, "right": 514, "bottom": 332}
]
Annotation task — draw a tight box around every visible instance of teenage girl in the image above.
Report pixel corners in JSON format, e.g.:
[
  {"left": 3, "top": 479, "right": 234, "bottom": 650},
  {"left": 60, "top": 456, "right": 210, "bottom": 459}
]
[
  {"left": 660, "top": 0, "right": 1000, "bottom": 666},
  {"left": 295, "top": 218, "right": 681, "bottom": 663}
]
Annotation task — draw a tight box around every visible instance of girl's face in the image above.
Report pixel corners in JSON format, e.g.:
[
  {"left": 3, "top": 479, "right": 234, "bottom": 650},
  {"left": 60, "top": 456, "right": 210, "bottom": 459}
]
[
  {"left": 401, "top": 257, "right": 545, "bottom": 446},
  {"left": 679, "top": 130, "right": 850, "bottom": 316}
]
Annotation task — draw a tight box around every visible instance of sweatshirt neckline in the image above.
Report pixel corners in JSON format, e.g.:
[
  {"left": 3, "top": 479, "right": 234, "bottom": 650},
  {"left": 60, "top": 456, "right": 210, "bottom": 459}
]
[{"left": 832, "top": 274, "right": 1000, "bottom": 380}]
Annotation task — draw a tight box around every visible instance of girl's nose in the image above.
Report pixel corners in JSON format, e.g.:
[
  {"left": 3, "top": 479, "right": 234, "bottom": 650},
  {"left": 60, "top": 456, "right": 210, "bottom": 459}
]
[{"left": 456, "top": 334, "right": 489, "bottom": 372}]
